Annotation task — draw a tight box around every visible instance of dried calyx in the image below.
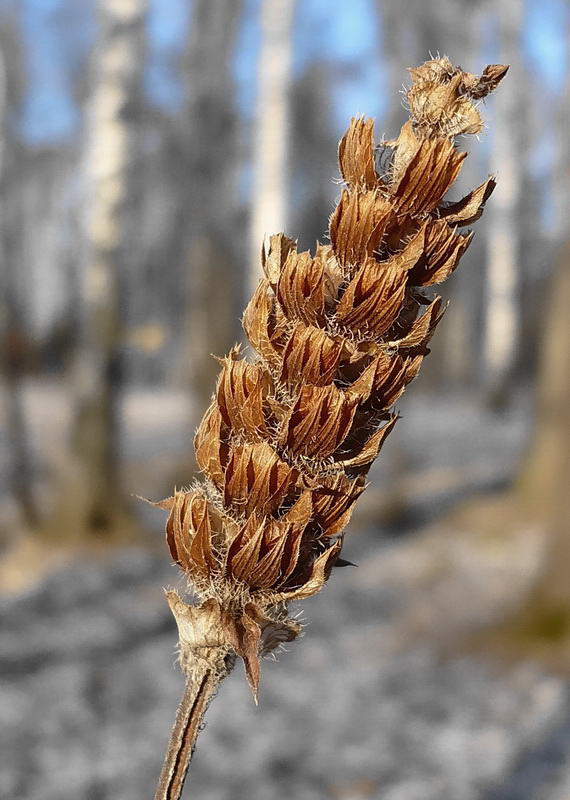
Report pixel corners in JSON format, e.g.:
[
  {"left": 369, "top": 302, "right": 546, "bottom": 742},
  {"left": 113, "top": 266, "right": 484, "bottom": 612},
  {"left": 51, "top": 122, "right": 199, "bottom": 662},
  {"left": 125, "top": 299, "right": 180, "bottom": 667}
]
[{"left": 158, "top": 58, "right": 507, "bottom": 700}]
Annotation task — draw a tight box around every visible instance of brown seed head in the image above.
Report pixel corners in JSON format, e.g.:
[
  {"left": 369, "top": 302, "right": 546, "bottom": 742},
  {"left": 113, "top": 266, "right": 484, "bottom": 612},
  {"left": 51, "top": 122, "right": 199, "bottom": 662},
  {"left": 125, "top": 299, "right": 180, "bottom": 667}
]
[{"left": 158, "top": 57, "right": 507, "bottom": 697}]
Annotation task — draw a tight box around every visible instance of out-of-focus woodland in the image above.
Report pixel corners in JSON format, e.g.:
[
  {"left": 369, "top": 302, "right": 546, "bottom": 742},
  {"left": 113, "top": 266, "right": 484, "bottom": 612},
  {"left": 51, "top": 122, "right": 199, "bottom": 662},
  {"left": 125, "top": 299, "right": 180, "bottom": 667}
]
[{"left": 2, "top": 1, "right": 570, "bottom": 799}]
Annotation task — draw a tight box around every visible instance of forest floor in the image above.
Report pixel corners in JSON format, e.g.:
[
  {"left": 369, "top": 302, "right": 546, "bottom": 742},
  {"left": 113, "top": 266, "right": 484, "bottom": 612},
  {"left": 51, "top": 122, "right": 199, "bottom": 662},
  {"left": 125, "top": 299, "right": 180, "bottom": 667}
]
[{"left": 3, "top": 383, "right": 570, "bottom": 800}]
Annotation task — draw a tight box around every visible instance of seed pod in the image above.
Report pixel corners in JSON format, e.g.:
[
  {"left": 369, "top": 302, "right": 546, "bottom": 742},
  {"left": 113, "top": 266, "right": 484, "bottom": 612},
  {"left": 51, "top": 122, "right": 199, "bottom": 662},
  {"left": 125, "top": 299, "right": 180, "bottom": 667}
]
[{"left": 158, "top": 58, "right": 507, "bottom": 697}]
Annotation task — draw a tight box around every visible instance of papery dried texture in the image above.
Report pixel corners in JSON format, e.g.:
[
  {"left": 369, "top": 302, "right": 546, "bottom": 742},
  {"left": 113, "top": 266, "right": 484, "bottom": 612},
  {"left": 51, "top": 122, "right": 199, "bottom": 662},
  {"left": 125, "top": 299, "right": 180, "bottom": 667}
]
[
  {"left": 279, "top": 383, "right": 359, "bottom": 459},
  {"left": 335, "top": 257, "right": 408, "bottom": 336},
  {"left": 223, "top": 441, "right": 298, "bottom": 516},
  {"left": 216, "top": 350, "right": 273, "bottom": 438},
  {"left": 329, "top": 189, "right": 393, "bottom": 269},
  {"left": 158, "top": 58, "right": 507, "bottom": 697},
  {"left": 338, "top": 116, "right": 377, "bottom": 188},
  {"left": 347, "top": 351, "right": 423, "bottom": 408},
  {"left": 407, "top": 57, "right": 509, "bottom": 137},
  {"left": 280, "top": 324, "right": 343, "bottom": 388},
  {"left": 225, "top": 497, "right": 312, "bottom": 590},
  {"left": 276, "top": 249, "right": 326, "bottom": 325},
  {"left": 163, "top": 492, "right": 218, "bottom": 581}
]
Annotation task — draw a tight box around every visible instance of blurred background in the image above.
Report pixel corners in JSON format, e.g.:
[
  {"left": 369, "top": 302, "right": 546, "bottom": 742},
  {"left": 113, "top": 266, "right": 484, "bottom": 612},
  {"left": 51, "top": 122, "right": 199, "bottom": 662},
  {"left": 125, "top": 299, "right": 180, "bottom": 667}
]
[{"left": 1, "top": 0, "right": 570, "bottom": 798}]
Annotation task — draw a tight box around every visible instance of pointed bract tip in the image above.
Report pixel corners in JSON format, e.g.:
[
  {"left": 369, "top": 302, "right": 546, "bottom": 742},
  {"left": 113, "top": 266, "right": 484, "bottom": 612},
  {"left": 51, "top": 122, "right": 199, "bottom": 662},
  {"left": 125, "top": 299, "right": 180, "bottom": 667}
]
[
  {"left": 488, "top": 63, "right": 509, "bottom": 80},
  {"left": 333, "top": 557, "right": 358, "bottom": 568}
]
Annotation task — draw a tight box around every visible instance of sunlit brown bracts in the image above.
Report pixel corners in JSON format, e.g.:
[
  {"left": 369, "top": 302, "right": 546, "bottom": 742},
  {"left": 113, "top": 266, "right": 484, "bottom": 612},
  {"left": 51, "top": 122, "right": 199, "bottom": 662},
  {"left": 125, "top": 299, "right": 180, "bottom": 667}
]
[{"left": 158, "top": 57, "right": 508, "bottom": 701}]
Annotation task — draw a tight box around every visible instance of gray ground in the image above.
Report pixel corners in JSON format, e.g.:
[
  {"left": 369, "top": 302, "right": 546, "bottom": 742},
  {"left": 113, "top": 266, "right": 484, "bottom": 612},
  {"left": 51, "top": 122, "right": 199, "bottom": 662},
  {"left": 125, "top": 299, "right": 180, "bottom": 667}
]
[
  {"left": 3, "top": 385, "right": 570, "bottom": 800},
  {"left": 2, "top": 530, "right": 570, "bottom": 800}
]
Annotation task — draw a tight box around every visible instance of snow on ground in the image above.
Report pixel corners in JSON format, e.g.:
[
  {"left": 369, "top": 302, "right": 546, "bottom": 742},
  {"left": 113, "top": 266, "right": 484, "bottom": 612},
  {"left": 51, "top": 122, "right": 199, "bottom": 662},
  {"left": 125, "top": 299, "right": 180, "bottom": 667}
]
[{"left": 1, "top": 529, "right": 570, "bottom": 800}]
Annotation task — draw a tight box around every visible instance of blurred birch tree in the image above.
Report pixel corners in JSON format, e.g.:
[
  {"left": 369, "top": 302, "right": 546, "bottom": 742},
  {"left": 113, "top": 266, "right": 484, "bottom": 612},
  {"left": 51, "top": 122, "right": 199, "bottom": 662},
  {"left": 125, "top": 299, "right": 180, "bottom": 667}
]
[
  {"left": 290, "top": 62, "right": 336, "bottom": 251},
  {"left": 482, "top": 0, "right": 524, "bottom": 407},
  {"left": 45, "top": 0, "right": 148, "bottom": 539},
  {"left": 249, "top": 0, "right": 296, "bottom": 293}
]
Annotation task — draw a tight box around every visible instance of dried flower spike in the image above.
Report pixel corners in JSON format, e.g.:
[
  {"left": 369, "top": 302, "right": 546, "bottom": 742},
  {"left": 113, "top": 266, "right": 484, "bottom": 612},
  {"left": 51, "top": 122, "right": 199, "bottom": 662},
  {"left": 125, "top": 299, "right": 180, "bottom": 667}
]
[{"left": 153, "top": 58, "right": 507, "bottom": 800}]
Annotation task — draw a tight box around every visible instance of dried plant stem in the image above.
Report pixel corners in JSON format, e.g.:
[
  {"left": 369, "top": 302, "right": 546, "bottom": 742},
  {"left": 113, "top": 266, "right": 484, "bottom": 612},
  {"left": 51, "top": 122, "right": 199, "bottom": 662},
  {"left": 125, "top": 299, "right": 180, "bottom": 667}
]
[
  {"left": 154, "top": 594, "right": 236, "bottom": 799},
  {"left": 154, "top": 668, "right": 226, "bottom": 800}
]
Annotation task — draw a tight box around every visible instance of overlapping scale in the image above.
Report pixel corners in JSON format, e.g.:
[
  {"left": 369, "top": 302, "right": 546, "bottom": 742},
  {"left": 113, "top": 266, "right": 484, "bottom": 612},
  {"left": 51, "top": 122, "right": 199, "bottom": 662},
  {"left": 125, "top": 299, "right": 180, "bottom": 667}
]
[
  {"left": 279, "top": 384, "right": 359, "bottom": 460},
  {"left": 276, "top": 249, "right": 326, "bottom": 326},
  {"left": 164, "top": 491, "right": 218, "bottom": 579},
  {"left": 335, "top": 257, "right": 408, "bottom": 337},
  {"left": 329, "top": 189, "right": 394, "bottom": 269},
  {"left": 222, "top": 441, "right": 299, "bottom": 517},
  {"left": 280, "top": 324, "right": 343, "bottom": 388},
  {"left": 216, "top": 354, "right": 273, "bottom": 439}
]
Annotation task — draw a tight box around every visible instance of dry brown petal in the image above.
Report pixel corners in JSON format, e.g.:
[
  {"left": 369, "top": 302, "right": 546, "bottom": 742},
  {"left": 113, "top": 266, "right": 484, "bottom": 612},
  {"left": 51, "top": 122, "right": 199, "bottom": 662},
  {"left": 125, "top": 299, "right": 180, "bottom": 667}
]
[
  {"left": 329, "top": 189, "right": 393, "bottom": 269},
  {"left": 387, "top": 296, "right": 445, "bottom": 351},
  {"left": 226, "top": 506, "right": 309, "bottom": 591},
  {"left": 338, "top": 116, "right": 377, "bottom": 188},
  {"left": 388, "top": 120, "right": 420, "bottom": 181},
  {"left": 233, "top": 609, "right": 262, "bottom": 699},
  {"left": 339, "top": 415, "right": 398, "bottom": 469},
  {"left": 347, "top": 351, "right": 423, "bottom": 408},
  {"left": 272, "top": 540, "right": 342, "bottom": 602},
  {"left": 380, "top": 223, "right": 427, "bottom": 272},
  {"left": 223, "top": 440, "right": 299, "bottom": 516},
  {"left": 216, "top": 353, "right": 272, "bottom": 438},
  {"left": 276, "top": 249, "right": 326, "bottom": 326},
  {"left": 438, "top": 177, "right": 496, "bottom": 226},
  {"left": 165, "top": 490, "right": 188, "bottom": 565},
  {"left": 311, "top": 475, "right": 365, "bottom": 538},
  {"left": 188, "top": 498, "right": 218, "bottom": 575},
  {"left": 247, "top": 531, "right": 289, "bottom": 589},
  {"left": 233, "top": 603, "right": 303, "bottom": 698},
  {"left": 410, "top": 221, "right": 473, "bottom": 286},
  {"left": 282, "top": 489, "right": 313, "bottom": 527},
  {"left": 243, "top": 279, "right": 288, "bottom": 367},
  {"left": 465, "top": 64, "right": 509, "bottom": 99},
  {"left": 280, "top": 324, "right": 342, "bottom": 388},
  {"left": 151, "top": 495, "right": 175, "bottom": 511},
  {"left": 335, "top": 257, "right": 408, "bottom": 337},
  {"left": 165, "top": 491, "right": 217, "bottom": 578},
  {"left": 226, "top": 514, "right": 265, "bottom": 582},
  {"left": 279, "top": 524, "right": 305, "bottom": 586},
  {"left": 399, "top": 354, "right": 424, "bottom": 390},
  {"left": 261, "top": 232, "right": 297, "bottom": 287},
  {"left": 390, "top": 135, "right": 466, "bottom": 217},
  {"left": 166, "top": 594, "right": 235, "bottom": 664},
  {"left": 280, "top": 384, "right": 358, "bottom": 459},
  {"left": 194, "top": 403, "right": 229, "bottom": 486},
  {"left": 277, "top": 493, "right": 313, "bottom": 583},
  {"left": 315, "top": 243, "right": 344, "bottom": 309},
  {"left": 247, "top": 604, "right": 301, "bottom": 655}
]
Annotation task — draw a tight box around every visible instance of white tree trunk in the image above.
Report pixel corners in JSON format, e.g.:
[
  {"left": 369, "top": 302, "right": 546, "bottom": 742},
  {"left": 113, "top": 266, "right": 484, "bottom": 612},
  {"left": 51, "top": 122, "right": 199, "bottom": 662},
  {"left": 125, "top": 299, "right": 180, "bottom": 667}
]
[
  {"left": 249, "top": 0, "right": 295, "bottom": 294},
  {"left": 482, "top": 0, "right": 523, "bottom": 404},
  {"left": 80, "top": 0, "right": 146, "bottom": 377},
  {"left": 51, "top": 0, "right": 147, "bottom": 538}
]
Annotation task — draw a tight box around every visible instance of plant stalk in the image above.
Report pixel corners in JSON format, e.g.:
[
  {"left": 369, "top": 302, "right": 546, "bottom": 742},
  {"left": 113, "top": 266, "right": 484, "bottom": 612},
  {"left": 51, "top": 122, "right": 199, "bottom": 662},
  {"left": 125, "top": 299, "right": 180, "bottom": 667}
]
[{"left": 154, "top": 668, "right": 223, "bottom": 800}]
